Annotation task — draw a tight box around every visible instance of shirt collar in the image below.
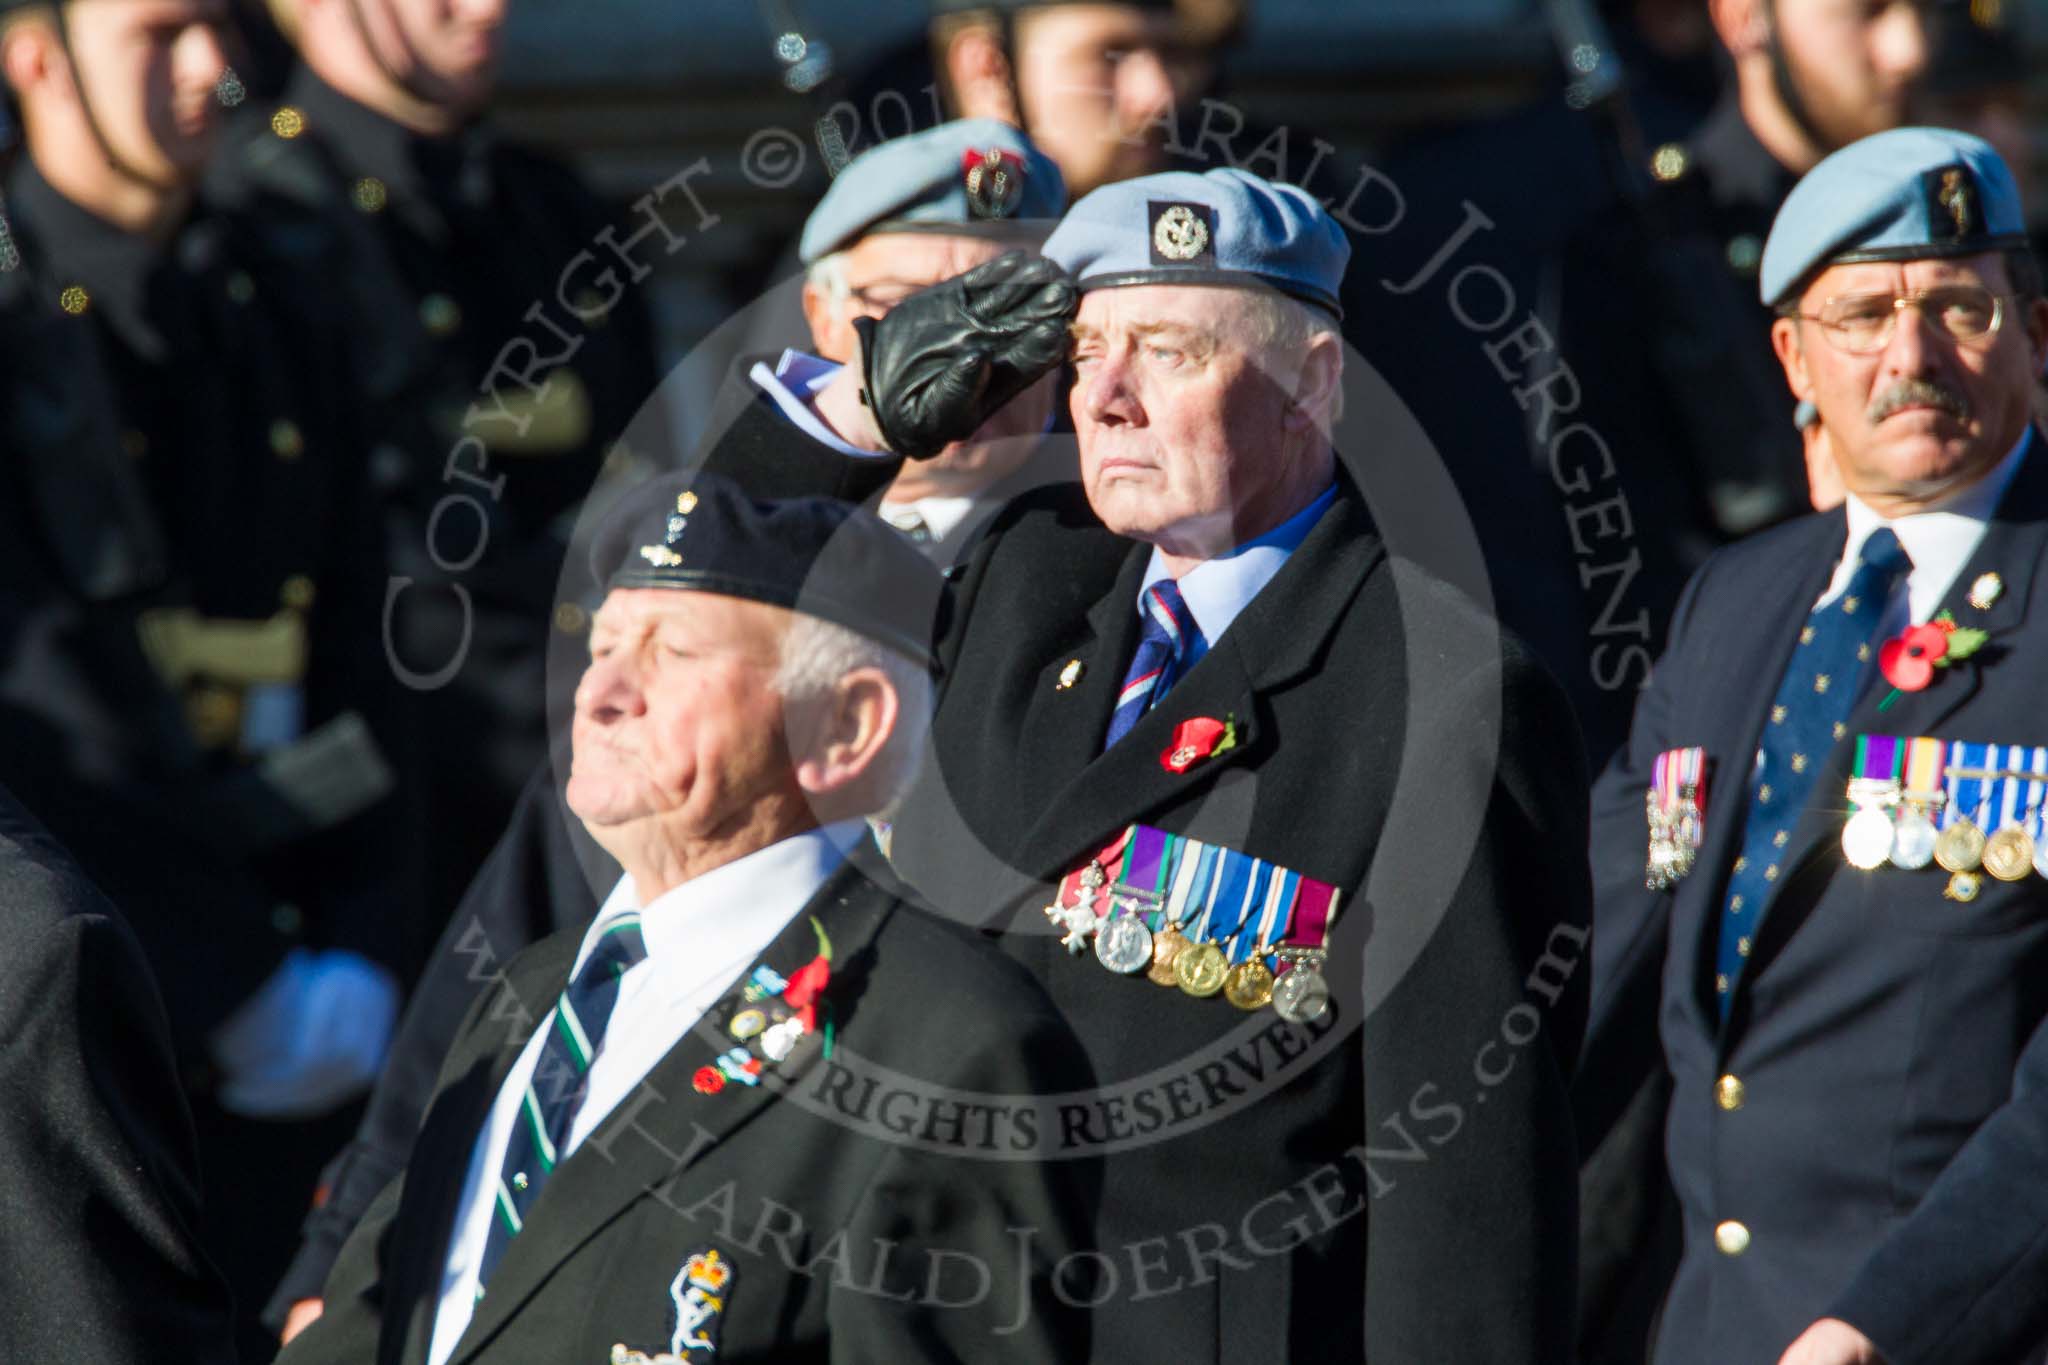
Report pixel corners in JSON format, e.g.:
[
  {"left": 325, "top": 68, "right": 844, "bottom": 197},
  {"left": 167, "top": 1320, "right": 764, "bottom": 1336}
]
[
  {"left": 1839, "top": 428, "right": 2032, "bottom": 614},
  {"left": 286, "top": 68, "right": 491, "bottom": 215},
  {"left": 1137, "top": 482, "right": 1337, "bottom": 651},
  {"left": 3, "top": 158, "right": 185, "bottom": 358},
  {"left": 579, "top": 822, "right": 863, "bottom": 989}
]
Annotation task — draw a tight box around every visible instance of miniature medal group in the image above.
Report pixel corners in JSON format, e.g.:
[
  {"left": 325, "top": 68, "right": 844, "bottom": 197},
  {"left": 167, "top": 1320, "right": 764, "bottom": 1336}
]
[{"left": 1041, "top": 824, "right": 1337, "bottom": 1023}]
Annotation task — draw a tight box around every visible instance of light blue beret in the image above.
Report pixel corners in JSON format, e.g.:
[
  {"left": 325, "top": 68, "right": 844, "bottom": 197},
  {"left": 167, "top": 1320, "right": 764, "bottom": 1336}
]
[
  {"left": 1759, "top": 127, "right": 2030, "bottom": 307},
  {"left": 798, "top": 119, "right": 1066, "bottom": 264},
  {"left": 1042, "top": 167, "right": 1350, "bottom": 318}
]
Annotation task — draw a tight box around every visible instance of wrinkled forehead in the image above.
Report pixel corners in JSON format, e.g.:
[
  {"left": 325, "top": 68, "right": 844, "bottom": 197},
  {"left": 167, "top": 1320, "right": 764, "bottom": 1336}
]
[
  {"left": 591, "top": 587, "right": 792, "bottom": 647},
  {"left": 1071, "top": 282, "right": 1252, "bottom": 339},
  {"left": 841, "top": 231, "right": 1016, "bottom": 289},
  {"left": 1797, "top": 250, "right": 2013, "bottom": 307}
]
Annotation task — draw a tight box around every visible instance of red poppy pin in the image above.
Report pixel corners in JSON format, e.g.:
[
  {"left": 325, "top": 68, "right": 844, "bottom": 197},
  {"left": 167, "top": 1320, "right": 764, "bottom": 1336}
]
[
  {"left": 1877, "top": 612, "right": 1987, "bottom": 710},
  {"left": 1161, "top": 715, "right": 1238, "bottom": 773},
  {"left": 780, "top": 918, "right": 834, "bottom": 1037}
]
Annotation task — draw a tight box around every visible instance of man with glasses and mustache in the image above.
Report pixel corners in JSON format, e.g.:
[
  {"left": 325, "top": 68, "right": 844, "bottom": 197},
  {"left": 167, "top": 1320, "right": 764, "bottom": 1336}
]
[{"left": 1577, "top": 127, "right": 2048, "bottom": 1365}]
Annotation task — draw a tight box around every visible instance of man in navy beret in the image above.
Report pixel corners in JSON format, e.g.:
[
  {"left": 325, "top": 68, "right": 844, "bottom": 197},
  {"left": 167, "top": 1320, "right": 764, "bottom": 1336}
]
[
  {"left": 707, "top": 165, "right": 1591, "bottom": 1362},
  {"left": 280, "top": 475, "right": 1095, "bottom": 1365},
  {"left": 1578, "top": 126, "right": 2048, "bottom": 1365}
]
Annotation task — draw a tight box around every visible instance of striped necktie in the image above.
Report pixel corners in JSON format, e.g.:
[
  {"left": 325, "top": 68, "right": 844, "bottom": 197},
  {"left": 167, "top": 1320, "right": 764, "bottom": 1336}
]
[
  {"left": 476, "top": 912, "right": 648, "bottom": 1290},
  {"left": 1715, "top": 528, "right": 1911, "bottom": 1017},
  {"left": 1104, "top": 579, "right": 1204, "bottom": 751}
]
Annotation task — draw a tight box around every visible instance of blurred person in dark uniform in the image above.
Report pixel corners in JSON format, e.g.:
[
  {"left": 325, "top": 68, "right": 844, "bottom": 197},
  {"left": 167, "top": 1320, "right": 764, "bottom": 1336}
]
[
  {"left": 211, "top": 0, "right": 667, "bottom": 923},
  {"left": 0, "top": 787, "right": 239, "bottom": 1365},
  {"left": 927, "top": 0, "right": 1232, "bottom": 199},
  {"left": 1353, "top": 0, "right": 1935, "bottom": 777},
  {"left": 0, "top": 0, "right": 417, "bottom": 1351}
]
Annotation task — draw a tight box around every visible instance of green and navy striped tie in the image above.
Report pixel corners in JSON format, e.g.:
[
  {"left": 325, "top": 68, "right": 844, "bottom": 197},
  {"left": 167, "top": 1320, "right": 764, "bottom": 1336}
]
[{"left": 476, "top": 912, "right": 647, "bottom": 1290}]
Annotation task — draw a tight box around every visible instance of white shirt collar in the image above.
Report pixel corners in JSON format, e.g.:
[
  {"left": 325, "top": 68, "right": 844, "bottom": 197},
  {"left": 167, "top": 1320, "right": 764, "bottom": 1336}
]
[
  {"left": 1137, "top": 482, "right": 1337, "bottom": 657},
  {"left": 577, "top": 820, "right": 864, "bottom": 997},
  {"left": 878, "top": 495, "right": 978, "bottom": 543},
  {"left": 1826, "top": 428, "right": 2031, "bottom": 623}
]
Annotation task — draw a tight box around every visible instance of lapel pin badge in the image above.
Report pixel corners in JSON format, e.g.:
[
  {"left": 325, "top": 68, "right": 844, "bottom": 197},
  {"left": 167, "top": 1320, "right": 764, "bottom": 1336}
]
[
  {"left": 1056, "top": 659, "right": 1084, "bottom": 690},
  {"left": 1968, "top": 571, "right": 2003, "bottom": 611}
]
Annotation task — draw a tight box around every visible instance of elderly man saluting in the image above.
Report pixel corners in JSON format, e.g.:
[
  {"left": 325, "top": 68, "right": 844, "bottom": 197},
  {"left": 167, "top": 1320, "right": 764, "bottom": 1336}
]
[
  {"left": 1579, "top": 128, "right": 2048, "bottom": 1365},
  {"left": 280, "top": 476, "right": 1093, "bottom": 1365},
  {"left": 708, "top": 167, "right": 1591, "bottom": 1361}
]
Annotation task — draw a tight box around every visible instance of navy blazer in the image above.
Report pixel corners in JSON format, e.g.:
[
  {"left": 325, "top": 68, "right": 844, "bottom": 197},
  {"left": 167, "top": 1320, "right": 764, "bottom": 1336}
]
[{"left": 1582, "top": 439, "right": 2048, "bottom": 1365}]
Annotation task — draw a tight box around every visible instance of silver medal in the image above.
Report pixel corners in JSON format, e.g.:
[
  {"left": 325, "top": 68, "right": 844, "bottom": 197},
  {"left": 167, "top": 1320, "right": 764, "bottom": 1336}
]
[
  {"left": 1841, "top": 806, "right": 1894, "bottom": 870},
  {"left": 1272, "top": 963, "right": 1331, "bottom": 1024},
  {"left": 1094, "top": 915, "right": 1154, "bottom": 974},
  {"left": 1890, "top": 808, "right": 1939, "bottom": 870}
]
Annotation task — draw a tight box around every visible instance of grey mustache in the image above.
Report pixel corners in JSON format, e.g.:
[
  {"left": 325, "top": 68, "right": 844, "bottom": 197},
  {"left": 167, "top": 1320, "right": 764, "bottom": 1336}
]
[{"left": 1867, "top": 379, "right": 1969, "bottom": 424}]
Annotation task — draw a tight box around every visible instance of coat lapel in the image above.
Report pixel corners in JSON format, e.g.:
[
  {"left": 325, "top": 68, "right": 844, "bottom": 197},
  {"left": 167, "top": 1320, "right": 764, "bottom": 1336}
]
[
  {"left": 1664, "top": 517, "right": 1844, "bottom": 1027},
  {"left": 1014, "top": 486, "right": 1384, "bottom": 876},
  {"left": 445, "top": 858, "right": 898, "bottom": 1365},
  {"left": 392, "top": 936, "right": 580, "bottom": 1365}
]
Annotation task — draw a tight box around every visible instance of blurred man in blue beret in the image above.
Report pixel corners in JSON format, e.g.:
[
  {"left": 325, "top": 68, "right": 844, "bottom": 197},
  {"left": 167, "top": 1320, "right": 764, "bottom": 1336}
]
[
  {"left": 705, "top": 164, "right": 1591, "bottom": 1363},
  {"left": 279, "top": 475, "right": 1096, "bottom": 1365},
  {"left": 1578, "top": 126, "right": 2048, "bottom": 1365},
  {"left": 793, "top": 117, "right": 1071, "bottom": 560}
]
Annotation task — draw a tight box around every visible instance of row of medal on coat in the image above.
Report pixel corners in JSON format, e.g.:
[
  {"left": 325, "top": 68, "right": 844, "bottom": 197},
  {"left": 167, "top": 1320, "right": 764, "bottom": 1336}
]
[
  {"left": 1041, "top": 823, "right": 1338, "bottom": 1023},
  {"left": 1841, "top": 735, "right": 2048, "bottom": 901}
]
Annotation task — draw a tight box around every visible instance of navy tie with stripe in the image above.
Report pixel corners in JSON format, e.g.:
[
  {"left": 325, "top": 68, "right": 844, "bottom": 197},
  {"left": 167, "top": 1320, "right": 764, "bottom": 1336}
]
[
  {"left": 1104, "top": 579, "right": 1205, "bottom": 751},
  {"left": 476, "top": 912, "right": 648, "bottom": 1290},
  {"left": 1715, "top": 528, "right": 1911, "bottom": 1017}
]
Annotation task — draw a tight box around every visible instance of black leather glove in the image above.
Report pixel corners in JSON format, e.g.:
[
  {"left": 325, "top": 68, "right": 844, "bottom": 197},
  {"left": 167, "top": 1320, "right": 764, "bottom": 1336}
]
[{"left": 852, "top": 251, "right": 1076, "bottom": 459}]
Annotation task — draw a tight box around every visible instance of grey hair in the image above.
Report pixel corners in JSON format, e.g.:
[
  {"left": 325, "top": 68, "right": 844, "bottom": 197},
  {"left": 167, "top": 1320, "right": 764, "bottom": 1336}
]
[
  {"left": 1232, "top": 289, "right": 1346, "bottom": 425},
  {"left": 805, "top": 250, "right": 851, "bottom": 302},
  {"left": 774, "top": 612, "right": 931, "bottom": 813}
]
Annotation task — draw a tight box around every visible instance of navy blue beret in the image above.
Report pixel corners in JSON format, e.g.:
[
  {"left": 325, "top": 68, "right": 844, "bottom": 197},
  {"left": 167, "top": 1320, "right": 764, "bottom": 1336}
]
[
  {"left": 799, "top": 119, "right": 1066, "bottom": 265},
  {"left": 1760, "top": 127, "right": 2031, "bottom": 307},
  {"left": 1042, "top": 167, "right": 1349, "bottom": 317},
  {"left": 590, "top": 474, "right": 942, "bottom": 668}
]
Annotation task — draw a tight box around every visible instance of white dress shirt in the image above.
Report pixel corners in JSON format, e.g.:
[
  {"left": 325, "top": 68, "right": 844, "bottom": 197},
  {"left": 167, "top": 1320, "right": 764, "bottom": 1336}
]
[
  {"left": 426, "top": 822, "right": 862, "bottom": 1365},
  {"left": 1135, "top": 482, "right": 1338, "bottom": 667},
  {"left": 1815, "top": 430, "right": 2031, "bottom": 636}
]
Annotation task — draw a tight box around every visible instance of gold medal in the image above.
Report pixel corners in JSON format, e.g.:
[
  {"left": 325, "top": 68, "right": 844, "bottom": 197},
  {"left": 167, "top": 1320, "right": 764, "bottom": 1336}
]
[
  {"left": 1983, "top": 826, "right": 2035, "bottom": 882},
  {"left": 1222, "top": 956, "right": 1275, "bottom": 1011},
  {"left": 1175, "top": 942, "right": 1228, "bottom": 997},
  {"left": 1147, "top": 923, "right": 1189, "bottom": 986},
  {"left": 1935, "top": 817, "right": 1986, "bottom": 873},
  {"left": 1840, "top": 806, "right": 1894, "bottom": 870}
]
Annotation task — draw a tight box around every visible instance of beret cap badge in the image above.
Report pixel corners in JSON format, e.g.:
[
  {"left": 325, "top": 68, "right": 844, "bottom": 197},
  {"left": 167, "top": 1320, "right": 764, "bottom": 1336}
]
[
  {"left": 1932, "top": 166, "right": 1977, "bottom": 238},
  {"left": 639, "top": 490, "right": 697, "bottom": 569},
  {"left": 962, "top": 147, "right": 1026, "bottom": 220},
  {"left": 1151, "top": 202, "right": 1213, "bottom": 263}
]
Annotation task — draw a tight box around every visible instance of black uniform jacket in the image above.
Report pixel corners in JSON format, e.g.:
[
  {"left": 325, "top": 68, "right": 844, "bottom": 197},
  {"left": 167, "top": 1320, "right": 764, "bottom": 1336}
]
[
  {"left": 280, "top": 845, "right": 1100, "bottom": 1364},
  {"left": 692, "top": 385, "right": 1593, "bottom": 1363},
  {"left": 0, "top": 788, "right": 237, "bottom": 1364},
  {"left": 1580, "top": 439, "right": 2048, "bottom": 1365},
  {"left": 0, "top": 157, "right": 414, "bottom": 1049}
]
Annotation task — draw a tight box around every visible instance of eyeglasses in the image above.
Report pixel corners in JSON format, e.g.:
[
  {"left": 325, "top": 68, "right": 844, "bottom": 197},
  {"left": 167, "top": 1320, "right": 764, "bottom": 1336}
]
[{"left": 1791, "top": 285, "right": 2009, "bottom": 355}]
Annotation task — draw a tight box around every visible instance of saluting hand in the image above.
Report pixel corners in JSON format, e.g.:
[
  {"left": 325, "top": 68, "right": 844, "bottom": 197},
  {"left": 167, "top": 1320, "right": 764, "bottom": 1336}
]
[
  {"left": 849, "top": 251, "right": 1076, "bottom": 459},
  {"left": 1778, "top": 1318, "right": 1886, "bottom": 1365}
]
